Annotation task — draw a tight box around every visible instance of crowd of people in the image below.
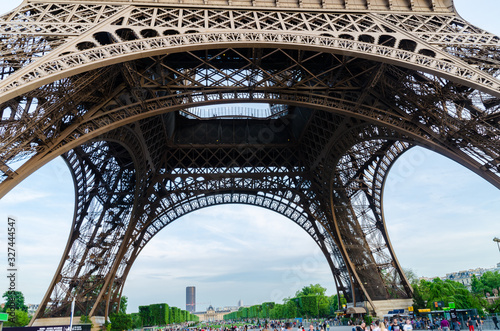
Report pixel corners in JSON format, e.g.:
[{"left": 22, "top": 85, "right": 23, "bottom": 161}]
[
  {"left": 184, "top": 315, "right": 500, "bottom": 331},
  {"left": 349, "top": 315, "right": 499, "bottom": 331}
]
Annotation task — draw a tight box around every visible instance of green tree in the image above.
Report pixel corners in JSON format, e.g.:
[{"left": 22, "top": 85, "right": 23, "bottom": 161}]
[
  {"left": 318, "top": 295, "right": 329, "bottom": 317},
  {"left": 2, "top": 291, "right": 28, "bottom": 312},
  {"left": 412, "top": 278, "right": 484, "bottom": 311},
  {"left": 412, "top": 281, "right": 427, "bottom": 310},
  {"left": 299, "top": 295, "right": 319, "bottom": 318},
  {"left": 119, "top": 296, "right": 128, "bottom": 314},
  {"left": 139, "top": 305, "right": 152, "bottom": 326},
  {"left": 130, "top": 313, "right": 142, "bottom": 329},
  {"left": 109, "top": 313, "right": 132, "bottom": 331},
  {"left": 327, "top": 294, "right": 340, "bottom": 315},
  {"left": 284, "top": 298, "right": 298, "bottom": 318},
  {"left": 471, "top": 271, "right": 500, "bottom": 296},
  {"left": 403, "top": 268, "right": 419, "bottom": 285},
  {"left": 4, "top": 310, "right": 30, "bottom": 327},
  {"left": 295, "top": 284, "right": 326, "bottom": 297},
  {"left": 482, "top": 298, "right": 500, "bottom": 314}
]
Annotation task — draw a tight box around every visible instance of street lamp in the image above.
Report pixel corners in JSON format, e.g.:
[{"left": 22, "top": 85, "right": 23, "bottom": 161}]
[{"left": 494, "top": 237, "right": 500, "bottom": 253}]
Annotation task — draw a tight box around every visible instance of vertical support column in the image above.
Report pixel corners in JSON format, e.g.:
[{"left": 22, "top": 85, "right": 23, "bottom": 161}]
[
  {"left": 32, "top": 139, "right": 140, "bottom": 322},
  {"left": 326, "top": 135, "right": 413, "bottom": 315}
]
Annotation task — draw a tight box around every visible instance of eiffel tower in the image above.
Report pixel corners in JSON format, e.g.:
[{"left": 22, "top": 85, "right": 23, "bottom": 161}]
[{"left": 0, "top": 0, "right": 499, "bottom": 325}]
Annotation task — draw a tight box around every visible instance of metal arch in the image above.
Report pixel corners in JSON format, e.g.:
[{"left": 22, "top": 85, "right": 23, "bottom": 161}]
[
  {"left": 1, "top": 31, "right": 498, "bottom": 102},
  {"left": 130, "top": 190, "right": 352, "bottom": 295},
  {"left": 1, "top": 83, "right": 500, "bottom": 201},
  {"left": 115, "top": 189, "right": 354, "bottom": 311}
]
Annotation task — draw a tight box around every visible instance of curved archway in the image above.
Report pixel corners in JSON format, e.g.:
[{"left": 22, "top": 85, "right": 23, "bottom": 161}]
[
  {"left": 124, "top": 204, "right": 336, "bottom": 309},
  {"left": 1, "top": 31, "right": 498, "bottom": 102}
]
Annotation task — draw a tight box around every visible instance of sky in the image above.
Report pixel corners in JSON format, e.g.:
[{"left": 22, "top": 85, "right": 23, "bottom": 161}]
[{"left": 0, "top": 0, "right": 499, "bottom": 315}]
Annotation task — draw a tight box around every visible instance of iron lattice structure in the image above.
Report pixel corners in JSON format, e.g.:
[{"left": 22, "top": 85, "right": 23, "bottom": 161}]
[{"left": 0, "top": 0, "right": 499, "bottom": 320}]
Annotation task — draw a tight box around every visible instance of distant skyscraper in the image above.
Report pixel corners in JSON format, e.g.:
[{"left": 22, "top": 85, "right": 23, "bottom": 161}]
[
  {"left": 238, "top": 299, "right": 243, "bottom": 307},
  {"left": 186, "top": 286, "right": 196, "bottom": 313}
]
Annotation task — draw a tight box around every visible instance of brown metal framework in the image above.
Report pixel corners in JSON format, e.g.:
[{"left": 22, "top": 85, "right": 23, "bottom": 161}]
[{"left": 0, "top": 0, "right": 499, "bottom": 321}]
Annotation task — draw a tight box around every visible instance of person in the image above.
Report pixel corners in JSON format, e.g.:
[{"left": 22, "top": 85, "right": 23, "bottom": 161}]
[
  {"left": 390, "top": 319, "right": 401, "bottom": 331},
  {"left": 466, "top": 318, "right": 474, "bottom": 331},
  {"left": 436, "top": 319, "right": 442, "bottom": 331},
  {"left": 475, "top": 316, "right": 482, "bottom": 331},
  {"left": 355, "top": 322, "right": 367, "bottom": 331},
  {"left": 373, "top": 321, "right": 381, "bottom": 331},
  {"left": 493, "top": 316, "right": 499, "bottom": 330},
  {"left": 441, "top": 319, "right": 450, "bottom": 331},
  {"left": 285, "top": 323, "right": 293, "bottom": 331},
  {"left": 403, "top": 320, "right": 413, "bottom": 331},
  {"left": 452, "top": 321, "right": 460, "bottom": 331}
]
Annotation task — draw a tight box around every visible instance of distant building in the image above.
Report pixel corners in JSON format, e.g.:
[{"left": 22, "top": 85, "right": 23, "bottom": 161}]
[
  {"left": 194, "top": 305, "right": 235, "bottom": 322},
  {"left": 444, "top": 264, "right": 500, "bottom": 290},
  {"left": 445, "top": 269, "right": 482, "bottom": 289},
  {"left": 27, "top": 303, "right": 39, "bottom": 316},
  {"left": 238, "top": 299, "right": 243, "bottom": 307},
  {"left": 186, "top": 286, "right": 196, "bottom": 313}
]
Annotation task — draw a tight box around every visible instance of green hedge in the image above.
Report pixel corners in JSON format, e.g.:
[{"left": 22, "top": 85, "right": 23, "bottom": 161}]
[
  {"left": 224, "top": 294, "right": 339, "bottom": 321},
  {"left": 138, "top": 303, "right": 198, "bottom": 326}
]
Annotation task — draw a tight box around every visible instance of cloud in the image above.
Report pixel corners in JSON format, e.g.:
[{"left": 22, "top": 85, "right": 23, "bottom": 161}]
[
  {"left": 0, "top": 188, "right": 50, "bottom": 205},
  {"left": 384, "top": 147, "right": 500, "bottom": 277}
]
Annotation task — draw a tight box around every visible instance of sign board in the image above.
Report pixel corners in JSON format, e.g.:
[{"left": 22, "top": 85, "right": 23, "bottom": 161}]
[
  {"left": 408, "top": 306, "right": 414, "bottom": 312},
  {"left": 449, "top": 302, "right": 455, "bottom": 309},
  {"left": 418, "top": 309, "right": 431, "bottom": 313},
  {"left": 433, "top": 301, "right": 445, "bottom": 308},
  {"left": 450, "top": 309, "right": 458, "bottom": 322},
  {"left": 0, "top": 313, "right": 8, "bottom": 322}
]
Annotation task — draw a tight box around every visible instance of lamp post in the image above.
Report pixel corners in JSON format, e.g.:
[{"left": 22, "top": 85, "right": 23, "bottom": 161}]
[
  {"left": 494, "top": 237, "right": 500, "bottom": 253},
  {"left": 69, "top": 297, "right": 75, "bottom": 331}
]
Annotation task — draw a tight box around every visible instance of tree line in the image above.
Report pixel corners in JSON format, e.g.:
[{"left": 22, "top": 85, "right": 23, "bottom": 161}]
[
  {"left": 136, "top": 303, "right": 199, "bottom": 327},
  {"left": 224, "top": 284, "right": 343, "bottom": 321},
  {"left": 409, "top": 270, "right": 500, "bottom": 314},
  {"left": 112, "top": 301, "right": 199, "bottom": 330}
]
